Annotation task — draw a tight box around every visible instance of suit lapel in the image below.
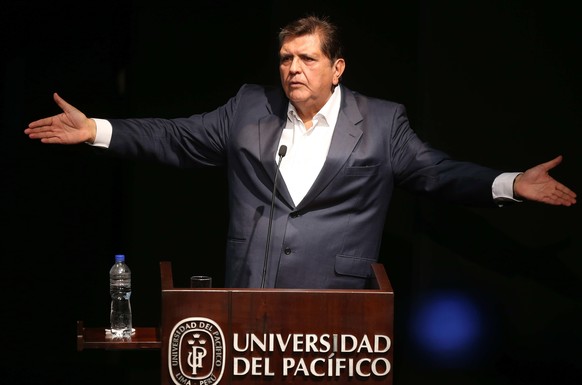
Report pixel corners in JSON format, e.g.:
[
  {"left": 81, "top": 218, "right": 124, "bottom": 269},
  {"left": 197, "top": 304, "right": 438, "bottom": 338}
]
[
  {"left": 296, "top": 87, "right": 363, "bottom": 210},
  {"left": 258, "top": 98, "right": 294, "bottom": 208}
]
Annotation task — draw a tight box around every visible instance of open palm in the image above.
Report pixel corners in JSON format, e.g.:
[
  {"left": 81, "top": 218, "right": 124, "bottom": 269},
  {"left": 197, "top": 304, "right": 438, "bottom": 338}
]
[
  {"left": 514, "top": 155, "right": 577, "bottom": 206},
  {"left": 24, "top": 93, "right": 95, "bottom": 144}
]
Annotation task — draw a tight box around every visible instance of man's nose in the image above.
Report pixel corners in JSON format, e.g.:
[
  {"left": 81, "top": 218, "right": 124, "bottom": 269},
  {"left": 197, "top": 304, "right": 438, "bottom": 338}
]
[{"left": 289, "top": 57, "right": 301, "bottom": 73}]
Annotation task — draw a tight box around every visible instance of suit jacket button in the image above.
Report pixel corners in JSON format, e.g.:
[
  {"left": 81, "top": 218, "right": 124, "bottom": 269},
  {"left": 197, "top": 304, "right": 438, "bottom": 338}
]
[{"left": 284, "top": 247, "right": 292, "bottom": 255}]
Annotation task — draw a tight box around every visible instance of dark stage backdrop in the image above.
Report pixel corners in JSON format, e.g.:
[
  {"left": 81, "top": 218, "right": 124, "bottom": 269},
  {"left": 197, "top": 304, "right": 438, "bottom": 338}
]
[{"left": 2, "top": 1, "right": 580, "bottom": 384}]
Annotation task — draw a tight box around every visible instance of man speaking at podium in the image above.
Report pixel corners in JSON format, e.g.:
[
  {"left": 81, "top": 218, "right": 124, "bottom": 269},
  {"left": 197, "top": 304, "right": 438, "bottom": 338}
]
[{"left": 24, "top": 15, "right": 576, "bottom": 290}]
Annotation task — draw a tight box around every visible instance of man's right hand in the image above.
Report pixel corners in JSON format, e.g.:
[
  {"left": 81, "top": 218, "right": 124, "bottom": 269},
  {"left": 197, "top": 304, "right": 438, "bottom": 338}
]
[{"left": 24, "top": 93, "right": 96, "bottom": 145}]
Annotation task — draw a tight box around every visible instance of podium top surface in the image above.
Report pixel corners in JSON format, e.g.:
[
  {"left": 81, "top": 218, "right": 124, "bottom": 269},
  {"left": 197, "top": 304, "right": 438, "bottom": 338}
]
[{"left": 159, "top": 261, "right": 393, "bottom": 292}]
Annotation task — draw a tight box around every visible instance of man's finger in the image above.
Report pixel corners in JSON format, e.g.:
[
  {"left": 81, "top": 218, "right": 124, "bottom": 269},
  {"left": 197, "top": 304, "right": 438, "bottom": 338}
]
[
  {"left": 27, "top": 116, "right": 53, "bottom": 129},
  {"left": 541, "top": 155, "right": 563, "bottom": 171},
  {"left": 53, "top": 92, "right": 76, "bottom": 113}
]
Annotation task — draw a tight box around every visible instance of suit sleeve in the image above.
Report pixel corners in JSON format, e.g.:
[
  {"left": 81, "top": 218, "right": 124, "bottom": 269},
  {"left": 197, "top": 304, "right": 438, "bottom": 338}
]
[
  {"left": 106, "top": 86, "right": 248, "bottom": 168},
  {"left": 390, "top": 104, "right": 502, "bottom": 206}
]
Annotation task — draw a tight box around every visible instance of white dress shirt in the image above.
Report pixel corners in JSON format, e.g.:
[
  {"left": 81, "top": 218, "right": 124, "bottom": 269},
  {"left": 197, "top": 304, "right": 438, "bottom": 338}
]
[{"left": 277, "top": 85, "right": 341, "bottom": 206}]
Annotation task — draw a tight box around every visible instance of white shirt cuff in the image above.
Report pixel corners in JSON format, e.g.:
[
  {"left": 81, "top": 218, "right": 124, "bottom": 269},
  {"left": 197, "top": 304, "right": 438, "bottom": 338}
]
[
  {"left": 89, "top": 118, "right": 113, "bottom": 148},
  {"left": 492, "top": 172, "right": 523, "bottom": 203}
]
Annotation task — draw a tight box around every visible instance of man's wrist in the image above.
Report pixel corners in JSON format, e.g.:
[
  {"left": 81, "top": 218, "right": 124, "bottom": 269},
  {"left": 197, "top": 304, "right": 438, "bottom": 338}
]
[{"left": 512, "top": 173, "right": 523, "bottom": 200}]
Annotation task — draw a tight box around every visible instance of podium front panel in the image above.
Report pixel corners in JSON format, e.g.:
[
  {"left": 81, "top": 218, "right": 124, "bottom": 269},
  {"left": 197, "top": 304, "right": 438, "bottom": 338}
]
[{"left": 161, "top": 288, "right": 393, "bottom": 385}]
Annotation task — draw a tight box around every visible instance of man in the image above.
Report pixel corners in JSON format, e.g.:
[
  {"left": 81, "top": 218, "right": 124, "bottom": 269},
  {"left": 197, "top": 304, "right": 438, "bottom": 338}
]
[{"left": 24, "top": 16, "right": 576, "bottom": 289}]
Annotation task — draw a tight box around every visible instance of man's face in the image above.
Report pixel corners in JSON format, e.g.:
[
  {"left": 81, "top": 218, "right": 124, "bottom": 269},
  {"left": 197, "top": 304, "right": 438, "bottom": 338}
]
[{"left": 279, "top": 33, "right": 344, "bottom": 115}]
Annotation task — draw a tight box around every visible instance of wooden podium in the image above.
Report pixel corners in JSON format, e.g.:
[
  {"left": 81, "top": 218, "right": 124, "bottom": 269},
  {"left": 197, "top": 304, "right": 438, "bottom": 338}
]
[{"left": 78, "top": 261, "right": 394, "bottom": 385}]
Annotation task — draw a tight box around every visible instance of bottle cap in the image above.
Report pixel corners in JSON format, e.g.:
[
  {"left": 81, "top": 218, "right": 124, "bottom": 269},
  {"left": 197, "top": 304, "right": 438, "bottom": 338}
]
[{"left": 115, "top": 254, "right": 125, "bottom": 263}]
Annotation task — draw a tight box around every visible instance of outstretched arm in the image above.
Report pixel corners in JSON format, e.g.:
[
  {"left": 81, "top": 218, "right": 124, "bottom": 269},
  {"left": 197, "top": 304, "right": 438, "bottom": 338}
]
[
  {"left": 513, "top": 155, "right": 577, "bottom": 206},
  {"left": 24, "top": 93, "right": 96, "bottom": 144}
]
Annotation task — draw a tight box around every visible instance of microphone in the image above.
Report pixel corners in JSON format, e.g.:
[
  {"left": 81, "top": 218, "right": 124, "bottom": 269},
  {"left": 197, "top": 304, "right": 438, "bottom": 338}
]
[{"left": 260, "top": 145, "right": 287, "bottom": 288}]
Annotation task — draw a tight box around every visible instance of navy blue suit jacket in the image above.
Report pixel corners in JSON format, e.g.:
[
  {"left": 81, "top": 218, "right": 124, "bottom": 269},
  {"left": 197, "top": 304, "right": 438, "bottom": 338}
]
[{"left": 108, "top": 84, "right": 501, "bottom": 289}]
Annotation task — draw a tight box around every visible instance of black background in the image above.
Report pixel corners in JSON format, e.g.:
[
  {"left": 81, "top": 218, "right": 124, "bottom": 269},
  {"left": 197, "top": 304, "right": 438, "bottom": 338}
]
[{"left": 1, "top": 1, "right": 581, "bottom": 384}]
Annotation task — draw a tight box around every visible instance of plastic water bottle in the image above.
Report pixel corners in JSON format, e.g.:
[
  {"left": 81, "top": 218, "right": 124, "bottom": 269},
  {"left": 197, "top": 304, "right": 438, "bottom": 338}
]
[{"left": 109, "top": 254, "right": 132, "bottom": 338}]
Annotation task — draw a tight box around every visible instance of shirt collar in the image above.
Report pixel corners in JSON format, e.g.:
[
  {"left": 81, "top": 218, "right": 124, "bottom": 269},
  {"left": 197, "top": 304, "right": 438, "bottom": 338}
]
[{"left": 287, "top": 85, "right": 342, "bottom": 129}]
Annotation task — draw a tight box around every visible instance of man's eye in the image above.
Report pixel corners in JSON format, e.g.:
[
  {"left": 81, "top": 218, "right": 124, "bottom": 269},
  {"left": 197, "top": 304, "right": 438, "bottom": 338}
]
[{"left": 280, "top": 56, "right": 292, "bottom": 64}]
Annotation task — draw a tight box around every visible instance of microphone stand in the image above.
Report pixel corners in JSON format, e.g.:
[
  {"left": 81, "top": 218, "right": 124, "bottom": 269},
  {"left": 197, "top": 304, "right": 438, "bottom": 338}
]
[{"left": 260, "top": 145, "right": 287, "bottom": 288}]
